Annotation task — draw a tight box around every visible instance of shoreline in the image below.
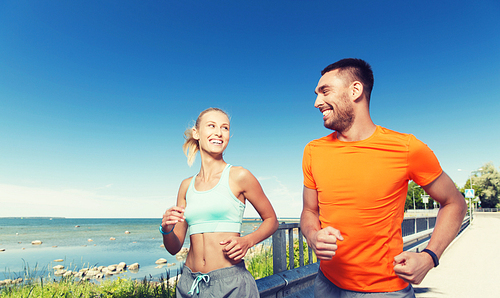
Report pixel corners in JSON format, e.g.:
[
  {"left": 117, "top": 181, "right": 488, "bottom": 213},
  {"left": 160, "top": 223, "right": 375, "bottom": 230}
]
[{"left": 0, "top": 218, "right": 269, "bottom": 282}]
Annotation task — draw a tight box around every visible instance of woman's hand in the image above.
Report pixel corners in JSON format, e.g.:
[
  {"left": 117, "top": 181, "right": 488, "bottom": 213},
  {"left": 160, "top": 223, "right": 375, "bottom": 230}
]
[
  {"left": 161, "top": 206, "right": 185, "bottom": 233},
  {"left": 220, "top": 236, "right": 252, "bottom": 261}
]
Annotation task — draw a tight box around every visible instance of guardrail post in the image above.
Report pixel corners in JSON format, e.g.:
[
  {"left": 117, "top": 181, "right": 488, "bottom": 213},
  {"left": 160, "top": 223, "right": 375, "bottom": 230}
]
[
  {"left": 288, "top": 228, "right": 295, "bottom": 269},
  {"left": 273, "top": 227, "right": 287, "bottom": 274},
  {"left": 308, "top": 244, "right": 313, "bottom": 265},
  {"left": 298, "top": 228, "right": 304, "bottom": 267}
]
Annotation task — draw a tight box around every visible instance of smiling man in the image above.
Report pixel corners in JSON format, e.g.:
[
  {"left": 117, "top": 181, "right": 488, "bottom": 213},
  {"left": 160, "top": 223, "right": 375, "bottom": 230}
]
[{"left": 300, "top": 58, "right": 467, "bottom": 297}]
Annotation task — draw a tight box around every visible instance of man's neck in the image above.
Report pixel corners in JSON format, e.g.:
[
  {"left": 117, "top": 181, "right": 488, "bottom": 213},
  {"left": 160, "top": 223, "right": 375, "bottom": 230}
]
[{"left": 337, "top": 122, "right": 377, "bottom": 142}]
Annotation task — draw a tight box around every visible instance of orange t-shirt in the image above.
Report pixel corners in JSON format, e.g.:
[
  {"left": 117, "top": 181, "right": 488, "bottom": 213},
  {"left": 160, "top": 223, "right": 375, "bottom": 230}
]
[{"left": 302, "top": 126, "right": 442, "bottom": 292}]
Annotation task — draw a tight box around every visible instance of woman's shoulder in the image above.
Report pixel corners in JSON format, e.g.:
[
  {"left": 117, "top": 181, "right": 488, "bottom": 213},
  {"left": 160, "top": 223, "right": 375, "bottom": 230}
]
[
  {"left": 229, "top": 165, "right": 252, "bottom": 177},
  {"left": 179, "top": 176, "right": 195, "bottom": 190},
  {"left": 182, "top": 175, "right": 195, "bottom": 184},
  {"left": 229, "top": 165, "right": 257, "bottom": 186}
]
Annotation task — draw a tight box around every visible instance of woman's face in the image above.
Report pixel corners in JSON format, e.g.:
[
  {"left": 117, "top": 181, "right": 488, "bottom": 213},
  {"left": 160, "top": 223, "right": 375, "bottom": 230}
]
[{"left": 193, "top": 110, "right": 230, "bottom": 155}]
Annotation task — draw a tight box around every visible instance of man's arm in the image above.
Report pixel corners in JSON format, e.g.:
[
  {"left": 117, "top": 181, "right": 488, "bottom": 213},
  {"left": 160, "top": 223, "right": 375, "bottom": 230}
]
[
  {"left": 394, "top": 172, "right": 467, "bottom": 284},
  {"left": 421, "top": 172, "right": 467, "bottom": 258},
  {"left": 300, "top": 186, "right": 343, "bottom": 260}
]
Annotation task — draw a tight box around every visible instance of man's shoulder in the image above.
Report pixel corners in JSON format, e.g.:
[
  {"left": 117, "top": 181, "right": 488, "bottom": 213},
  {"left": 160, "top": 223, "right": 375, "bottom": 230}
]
[
  {"left": 376, "top": 126, "right": 417, "bottom": 144},
  {"left": 378, "top": 126, "right": 409, "bottom": 137}
]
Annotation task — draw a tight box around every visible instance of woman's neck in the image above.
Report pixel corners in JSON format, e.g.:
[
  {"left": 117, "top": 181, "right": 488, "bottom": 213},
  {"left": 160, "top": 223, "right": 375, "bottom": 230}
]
[{"left": 198, "top": 155, "right": 226, "bottom": 182}]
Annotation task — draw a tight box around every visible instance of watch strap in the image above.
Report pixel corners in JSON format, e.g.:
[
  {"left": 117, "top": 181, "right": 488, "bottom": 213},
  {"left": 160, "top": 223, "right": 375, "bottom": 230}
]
[{"left": 422, "top": 248, "right": 439, "bottom": 267}]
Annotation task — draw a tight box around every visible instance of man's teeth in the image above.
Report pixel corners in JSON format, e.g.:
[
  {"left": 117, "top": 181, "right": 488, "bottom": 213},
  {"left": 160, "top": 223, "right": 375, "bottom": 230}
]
[{"left": 322, "top": 110, "right": 332, "bottom": 116}]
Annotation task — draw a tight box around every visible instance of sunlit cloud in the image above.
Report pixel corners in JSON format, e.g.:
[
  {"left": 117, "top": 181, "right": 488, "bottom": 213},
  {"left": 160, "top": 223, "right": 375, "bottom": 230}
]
[{"left": 0, "top": 184, "right": 176, "bottom": 218}]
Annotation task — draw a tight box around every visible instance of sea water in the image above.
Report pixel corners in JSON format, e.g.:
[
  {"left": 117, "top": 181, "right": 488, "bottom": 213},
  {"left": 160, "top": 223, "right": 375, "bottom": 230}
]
[{"left": 0, "top": 217, "right": 263, "bottom": 281}]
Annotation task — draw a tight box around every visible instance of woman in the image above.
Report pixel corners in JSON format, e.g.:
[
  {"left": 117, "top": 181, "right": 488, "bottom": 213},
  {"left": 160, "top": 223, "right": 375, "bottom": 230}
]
[{"left": 161, "top": 107, "right": 278, "bottom": 297}]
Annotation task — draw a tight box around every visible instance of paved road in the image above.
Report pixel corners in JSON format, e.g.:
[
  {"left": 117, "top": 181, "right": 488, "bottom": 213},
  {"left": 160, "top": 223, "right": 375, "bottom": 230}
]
[{"left": 414, "top": 212, "right": 500, "bottom": 298}]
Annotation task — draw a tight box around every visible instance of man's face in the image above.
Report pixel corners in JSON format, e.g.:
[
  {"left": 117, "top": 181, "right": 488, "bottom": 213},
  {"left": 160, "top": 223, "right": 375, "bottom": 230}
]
[{"left": 314, "top": 70, "right": 355, "bottom": 132}]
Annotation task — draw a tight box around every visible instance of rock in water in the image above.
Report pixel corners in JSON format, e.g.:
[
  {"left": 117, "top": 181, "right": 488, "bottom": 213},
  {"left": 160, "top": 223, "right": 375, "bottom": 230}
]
[
  {"left": 155, "top": 258, "right": 168, "bottom": 264},
  {"left": 54, "top": 270, "right": 66, "bottom": 276},
  {"left": 117, "top": 262, "right": 127, "bottom": 271},
  {"left": 176, "top": 247, "right": 189, "bottom": 260}
]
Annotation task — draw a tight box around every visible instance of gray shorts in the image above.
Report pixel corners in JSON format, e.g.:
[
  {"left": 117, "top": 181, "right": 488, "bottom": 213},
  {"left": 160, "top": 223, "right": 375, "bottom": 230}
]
[
  {"left": 176, "top": 261, "right": 259, "bottom": 298},
  {"left": 314, "top": 268, "right": 415, "bottom": 298}
]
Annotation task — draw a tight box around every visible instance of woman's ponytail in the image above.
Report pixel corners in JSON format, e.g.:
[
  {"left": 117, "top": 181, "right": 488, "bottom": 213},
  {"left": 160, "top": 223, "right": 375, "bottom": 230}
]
[{"left": 182, "top": 127, "right": 199, "bottom": 167}]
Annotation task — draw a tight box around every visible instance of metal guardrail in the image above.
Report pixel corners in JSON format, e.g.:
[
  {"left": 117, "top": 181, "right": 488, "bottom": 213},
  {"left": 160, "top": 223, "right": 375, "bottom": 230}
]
[
  {"left": 258, "top": 263, "right": 318, "bottom": 298},
  {"left": 270, "top": 217, "right": 440, "bottom": 275},
  {"left": 256, "top": 215, "right": 471, "bottom": 298},
  {"left": 401, "top": 216, "right": 437, "bottom": 237},
  {"left": 476, "top": 208, "right": 499, "bottom": 212},
  {"left": 271, "top": 223, "right": 312, "bottom": 274},
  {"left": 402, "top": 216, "right": 469, "bottom": 253}
]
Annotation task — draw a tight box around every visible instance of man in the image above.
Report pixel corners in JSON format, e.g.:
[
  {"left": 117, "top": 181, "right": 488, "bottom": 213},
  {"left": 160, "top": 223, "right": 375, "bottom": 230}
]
[{"left": 300, "top": 58, "right": 467, "bottom": 297}]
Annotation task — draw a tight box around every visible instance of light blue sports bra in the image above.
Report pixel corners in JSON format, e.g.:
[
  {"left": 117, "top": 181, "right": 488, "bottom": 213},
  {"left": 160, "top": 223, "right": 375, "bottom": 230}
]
[{"left": 184, "top": 164, "right": 245, "bottom": 235}]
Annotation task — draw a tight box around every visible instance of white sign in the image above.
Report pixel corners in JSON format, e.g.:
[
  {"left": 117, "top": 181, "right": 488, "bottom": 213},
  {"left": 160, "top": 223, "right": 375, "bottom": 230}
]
[
  {"left": 421, "top": 195, "right": 429, "bottom": 204},
  {"left": 465, "top": 189, "right": 475, "bottom": 198}
]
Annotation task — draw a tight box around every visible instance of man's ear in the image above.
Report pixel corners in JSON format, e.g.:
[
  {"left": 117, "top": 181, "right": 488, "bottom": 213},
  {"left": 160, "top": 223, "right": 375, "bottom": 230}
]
[{"left": 350, "top": 81, "right": 364, "bottom": 102}]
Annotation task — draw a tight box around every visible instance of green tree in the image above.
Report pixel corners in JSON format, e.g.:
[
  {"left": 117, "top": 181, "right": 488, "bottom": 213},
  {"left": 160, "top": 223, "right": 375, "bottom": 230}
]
[
  {"left": 405, "top": 181, "right": 437, "bottom": 210},
  {"left": 460, "top": 171, "right": 483, "bottom": 201},
  {"left": 473, "top": 162, "right": 500, "bottom": 208}
]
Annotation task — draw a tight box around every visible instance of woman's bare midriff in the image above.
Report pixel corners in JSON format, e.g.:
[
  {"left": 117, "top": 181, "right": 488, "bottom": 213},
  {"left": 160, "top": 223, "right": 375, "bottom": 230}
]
[{"left": 184, "top": 232, "right": 242, "bottom": 273}]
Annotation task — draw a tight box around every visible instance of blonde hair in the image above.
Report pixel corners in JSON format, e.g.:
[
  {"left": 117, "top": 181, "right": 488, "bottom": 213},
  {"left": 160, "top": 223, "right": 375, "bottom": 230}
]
[{"left": 183, "top": 108, "right": 229, "bottom": 166}]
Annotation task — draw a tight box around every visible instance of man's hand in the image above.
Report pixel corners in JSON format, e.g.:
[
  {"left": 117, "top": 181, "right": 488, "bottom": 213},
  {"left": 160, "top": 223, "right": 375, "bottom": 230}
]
[
  {"left": 393, "top": 251, "right": 435, "bottom": 284},
  {"left": 309, "top": 226, "right": 344, "bottom": 260}
]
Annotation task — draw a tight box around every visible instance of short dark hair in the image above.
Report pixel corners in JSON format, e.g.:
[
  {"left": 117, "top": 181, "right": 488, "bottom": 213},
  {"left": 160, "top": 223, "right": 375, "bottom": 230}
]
[{"left": 321, "top": 58, "right": 374, "bottom": 100}]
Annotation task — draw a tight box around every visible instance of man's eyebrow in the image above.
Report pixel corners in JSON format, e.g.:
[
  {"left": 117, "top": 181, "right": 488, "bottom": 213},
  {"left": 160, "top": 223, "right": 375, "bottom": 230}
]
[{"left": 315, "top": 85, "right": 328, "bottom": 95}]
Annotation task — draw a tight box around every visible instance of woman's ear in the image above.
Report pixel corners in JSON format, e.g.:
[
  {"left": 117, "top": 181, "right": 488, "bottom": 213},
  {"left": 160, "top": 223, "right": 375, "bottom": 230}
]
[{"left": 192, "top": 127, "right": 200, "bottom": 140}]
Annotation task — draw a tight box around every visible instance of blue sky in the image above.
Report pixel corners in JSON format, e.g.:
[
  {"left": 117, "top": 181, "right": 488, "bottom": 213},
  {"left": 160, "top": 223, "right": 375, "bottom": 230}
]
[{"left": 1, "top": 0, "right": 499, "bottom": 218}]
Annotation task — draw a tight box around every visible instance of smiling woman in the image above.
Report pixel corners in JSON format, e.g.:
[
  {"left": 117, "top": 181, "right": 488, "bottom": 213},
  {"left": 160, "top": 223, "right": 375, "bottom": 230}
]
[
  {"left": 160, "top": 107, "right": 278, "bottom": 298},
  {"left": 183, "top": 107, "right": 230, "bottom": 167}
]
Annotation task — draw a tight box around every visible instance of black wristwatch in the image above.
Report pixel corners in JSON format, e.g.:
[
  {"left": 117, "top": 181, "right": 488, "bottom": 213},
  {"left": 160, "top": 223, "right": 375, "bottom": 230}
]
[{"left": 422, "top": 248, "right": 439, "bottom": 267}]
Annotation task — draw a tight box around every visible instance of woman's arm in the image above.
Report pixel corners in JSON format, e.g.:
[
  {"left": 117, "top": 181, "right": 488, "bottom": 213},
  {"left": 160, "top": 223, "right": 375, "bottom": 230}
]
[
  {"left": 221, "top": 167, "right": 278, "bottom": 261},
  {"left": 161, "top": 178, "right": 190, "bottom": 255}
]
